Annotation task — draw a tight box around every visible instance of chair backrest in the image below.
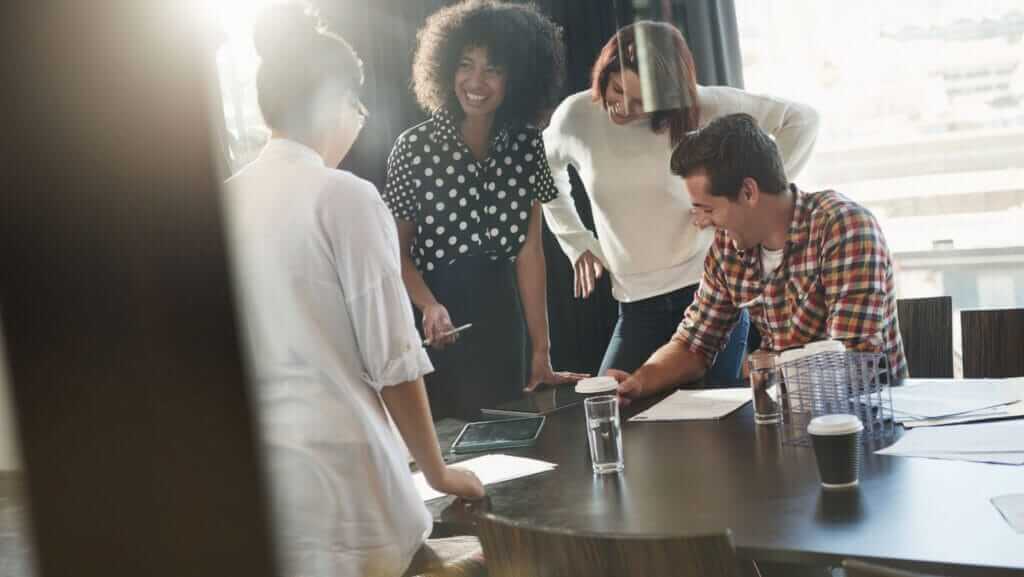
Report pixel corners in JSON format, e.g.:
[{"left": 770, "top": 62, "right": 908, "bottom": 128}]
[
  {"left": 843, "top": 559, "right": 943, "bottom": 577},
  {"left": 960, "top": 308, "right": 1024, "bottom": 378},
  {"left": 477, "top": 513, "right": 740, "bottom": 577},
  {"left": 897, "top": 296, "right": 954, "bottom": 378}
]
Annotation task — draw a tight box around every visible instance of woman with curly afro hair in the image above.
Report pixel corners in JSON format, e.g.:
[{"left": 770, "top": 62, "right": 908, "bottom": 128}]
[{"left": 383, "top": 0, "right": 586, "bottom": 420}]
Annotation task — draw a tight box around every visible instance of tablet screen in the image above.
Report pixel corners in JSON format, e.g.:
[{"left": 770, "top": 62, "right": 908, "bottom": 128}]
[{"left": 451, "top": 416, "right": 545, "bottom": 452}]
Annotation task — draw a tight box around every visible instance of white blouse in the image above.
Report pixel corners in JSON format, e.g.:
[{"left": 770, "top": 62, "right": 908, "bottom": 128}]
[
  {"left": 542, "top": 85, "right": 819, "bottom": 302},
  {"left": 224, "top": 139, "right": 433, "bottom": 577}
]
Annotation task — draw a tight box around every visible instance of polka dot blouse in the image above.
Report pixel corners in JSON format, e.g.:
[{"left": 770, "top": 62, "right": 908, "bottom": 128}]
[{"left": 383, "top": 108, "right": 558, "bottom": 272}]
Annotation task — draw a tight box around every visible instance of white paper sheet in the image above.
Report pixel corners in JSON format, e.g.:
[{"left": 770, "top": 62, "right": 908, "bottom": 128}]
[
  {"left": 885, "top": 378, "right": 1024, "bottom": 423},
  {"left": 412, "top": 454, "right": 557, "bottom": 502},
  {"left": 876, "top": 419, "right": 1024, "bottom": 464},
  {"left": 629, "top": 388, "right": 751, "bottom": 422},
  {"left": 992, "top": 494, "right": 1024, "bottom": 533},
  {"left": 903, "top": 401, "right": 1024, "bottom": 428}
]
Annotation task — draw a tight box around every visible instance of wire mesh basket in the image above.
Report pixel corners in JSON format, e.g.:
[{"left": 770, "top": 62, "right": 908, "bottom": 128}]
[{"left": 777, "top": 349, "right": 897, "bottom": 448}]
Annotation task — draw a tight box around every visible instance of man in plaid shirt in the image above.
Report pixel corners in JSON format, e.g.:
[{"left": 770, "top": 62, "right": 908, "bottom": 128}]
[{"left": 613, "top": 113, "right": 907, "bottom": 402}]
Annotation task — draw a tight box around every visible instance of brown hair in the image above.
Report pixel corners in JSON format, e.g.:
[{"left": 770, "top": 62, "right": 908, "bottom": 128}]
[
  {"left": 253, "top": 3, "right": 363, "bottom": 138},
  {"left": 591, "top": 21, "right": 700, "bottom": 146},
  {"left": 670, "top": 113, "right": 788, "bottom": 200}
]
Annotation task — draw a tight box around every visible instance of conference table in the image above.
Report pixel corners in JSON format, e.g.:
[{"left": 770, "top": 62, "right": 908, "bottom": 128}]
[{"left": 428, "top": 390, "right": 1024, "bottom": 577}]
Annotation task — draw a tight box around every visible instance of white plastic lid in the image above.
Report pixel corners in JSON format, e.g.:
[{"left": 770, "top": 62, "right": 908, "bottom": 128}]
[
  {"left": 804, "top": 340, "right": 846, "bottom": 353},
  {"left": 807, "top": 414, "right": 864, "bottom": 436},
  {"left": 575, "top": 376, "right": 618, "bottom": 394},
  {"left": 778, "top": 346, "right": 813, "bottom": 365}
]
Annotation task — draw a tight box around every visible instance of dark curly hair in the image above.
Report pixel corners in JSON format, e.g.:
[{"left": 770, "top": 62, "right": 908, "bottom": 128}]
[{"left": 412, "top": 0, "right": 565, "bottom": 128}]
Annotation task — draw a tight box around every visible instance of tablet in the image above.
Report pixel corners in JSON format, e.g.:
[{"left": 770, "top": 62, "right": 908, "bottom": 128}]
[
  {"left": 450, "top": 416, "right": 545, "bottom": 454},
  {"left": 481, "top": 386, "right": 589, "bottom": 417}
]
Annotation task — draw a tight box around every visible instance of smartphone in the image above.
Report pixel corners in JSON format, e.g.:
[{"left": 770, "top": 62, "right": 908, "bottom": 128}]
[{"left": 423, "top": 323, "right": 472, "bottom": 346}]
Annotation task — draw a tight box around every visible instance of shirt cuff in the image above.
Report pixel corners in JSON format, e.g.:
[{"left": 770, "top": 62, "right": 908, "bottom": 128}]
[{"left": 362, "top": 347, "right": 434, "bottom": 392}]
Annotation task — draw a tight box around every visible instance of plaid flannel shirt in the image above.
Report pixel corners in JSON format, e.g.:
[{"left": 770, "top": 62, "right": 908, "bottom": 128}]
[{"left": 674, "top": 186, "right": 908, "bottom": 379}]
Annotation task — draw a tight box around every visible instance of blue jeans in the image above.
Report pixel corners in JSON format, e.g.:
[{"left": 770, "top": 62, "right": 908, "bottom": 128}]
[{"left": 599, "top": 284, "right": 750, "bottom": 387}]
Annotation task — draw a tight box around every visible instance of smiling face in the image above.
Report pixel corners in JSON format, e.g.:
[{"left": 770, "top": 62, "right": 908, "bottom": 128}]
[
  {"left": 454, "top": 45, "right": 506, "bottom": 121},
  {"left": 686, "top": 169, "right": 763, "bottom": 251},
  {"left": 603, "top": 69, "right": 648, "bottom": 125}
]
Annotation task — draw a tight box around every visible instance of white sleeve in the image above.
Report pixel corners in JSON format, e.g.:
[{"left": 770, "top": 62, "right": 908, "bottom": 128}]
[
  {"left": 326, "top": 183, "right": 432, "bottom": 392},
  {"left": 541, "top": 101, "right": 604, "bottom": 266},
  {"left": 700, "top": 85, "right": 820, "bottom": 178}
]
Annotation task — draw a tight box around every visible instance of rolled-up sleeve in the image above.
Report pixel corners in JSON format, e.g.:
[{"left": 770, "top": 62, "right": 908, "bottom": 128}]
[
  {"left": 328, "top": 183, "right": 433, "bottom": 392},
  {"left": 673, "top": 232, "right": 742, "bottom": 366}
]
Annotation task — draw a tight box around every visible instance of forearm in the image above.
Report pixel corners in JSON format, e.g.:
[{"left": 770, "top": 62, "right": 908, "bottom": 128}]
[
  {"left": 516, "top": 245, "right": 551, "bottom": 355},
  {"left": 630, "top": 338, "right": 708, "bottom": 396},
  {"left": 379, "top": 378, "right": 447, "bottom": 484},
  {"left": 400, "top": 253, "right": 439, "bottom": 312}
]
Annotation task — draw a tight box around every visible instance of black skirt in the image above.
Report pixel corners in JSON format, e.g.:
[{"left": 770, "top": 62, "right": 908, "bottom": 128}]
[{"left": 420, "top": 255, "right": 527, "bottom": 420}]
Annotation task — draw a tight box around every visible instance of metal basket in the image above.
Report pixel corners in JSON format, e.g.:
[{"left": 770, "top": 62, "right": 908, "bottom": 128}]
[{"left": 777, "top": 350, "right": 896, "bottom": 448}]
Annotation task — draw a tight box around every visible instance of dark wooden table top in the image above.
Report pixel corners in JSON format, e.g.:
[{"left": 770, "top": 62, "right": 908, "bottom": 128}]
[{"left": 429, "top": 392, "right": 1024, "bottom": 576}]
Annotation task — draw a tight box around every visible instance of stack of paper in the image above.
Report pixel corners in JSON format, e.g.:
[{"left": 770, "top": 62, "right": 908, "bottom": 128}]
[
  {"left": 876, "top": 419, "right": 1024, "bottom": 465},
  {"left": 412, "top": 454, "right": 557, "bottom": 502},
  {"left": 884, "top": 378, "right": 1024, "bottom": 428},
  {"left": 629, "top": 388, "right": 751, "bottom": 422}
]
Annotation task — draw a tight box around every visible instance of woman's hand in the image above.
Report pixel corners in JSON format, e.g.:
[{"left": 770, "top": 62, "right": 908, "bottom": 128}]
[
  {"left": 422, "top": 303, "right": 457, "bottom": 349},
  {"left": 429, "top": 467, "right": 485, "bottom": 500},
  {"left": 574, "top": 250, "right": 605, "bottom": 299},
  {"left": 524, "top": 351, "right": 590, "bottom": 392}
]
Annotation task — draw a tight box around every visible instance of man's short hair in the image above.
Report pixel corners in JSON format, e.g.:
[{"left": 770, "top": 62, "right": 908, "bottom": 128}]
[{"left": 670, "top": 113, "right": 788, "bottom": 200}]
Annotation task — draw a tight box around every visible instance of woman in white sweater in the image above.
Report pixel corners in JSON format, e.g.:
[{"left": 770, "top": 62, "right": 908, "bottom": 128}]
[{"left": 542, "top": 21, "right": 819, "bottom": 384}]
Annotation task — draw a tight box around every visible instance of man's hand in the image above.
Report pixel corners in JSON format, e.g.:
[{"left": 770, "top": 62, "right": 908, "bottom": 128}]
[{"left": 606, "top": 368, "right": 644, "bottom": 406}]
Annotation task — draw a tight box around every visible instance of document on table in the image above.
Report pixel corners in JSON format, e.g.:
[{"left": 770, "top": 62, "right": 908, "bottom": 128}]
[
  {"left": 629, "top": 388, "right": 751, "bottom": 422},
  {"left": 886, "top": 378, "right": 1024, "bottom": 427},
  {"left": 992, "top": 494, "right": 1024, "bottom": 533},
  {"left": 876, "top": 419, "right": 1024, "bottom": 465},
  {"left": 412, "top": 454, "right": 557, "bottom": 502}
]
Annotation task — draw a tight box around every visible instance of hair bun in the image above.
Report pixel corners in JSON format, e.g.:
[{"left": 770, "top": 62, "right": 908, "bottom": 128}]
[{"left": 252, "top": 3, "right": 320, "bottom": 62}]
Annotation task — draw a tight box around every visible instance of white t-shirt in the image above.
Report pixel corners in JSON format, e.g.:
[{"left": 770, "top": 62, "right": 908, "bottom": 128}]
[
  {"left": 224, "top": 139, "right": 433, "bottom": 577},
  {"left": 542, "top": 85, "right": 819, "bottom": 302},
  {"left": 761, "top": 246, "right": 785, "bottom": 280}
]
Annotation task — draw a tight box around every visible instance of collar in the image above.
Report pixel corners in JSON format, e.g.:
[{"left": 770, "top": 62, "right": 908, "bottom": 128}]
[
  {"left": 785, "top": 184, "right": 811, "bottom": 249},
  {"left": 738, "top": 183, "right": 807, "bottom": 267},
  {"left": 258, "top": 138, "right": 325, "bottom": 167},
  {"left": 429, "top": 107, "right": 511, "bottom": 150}
]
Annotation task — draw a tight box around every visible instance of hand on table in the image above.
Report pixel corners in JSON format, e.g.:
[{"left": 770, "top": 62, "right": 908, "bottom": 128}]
[
  {"left": 430, "top": 466, "right": 485, "bottom": 500},
  {"left": 606, "top": 368, "right": 644, "bottom": 407},
  {"left": 524, "top": 352, "right": 590, "bottom": 392}
]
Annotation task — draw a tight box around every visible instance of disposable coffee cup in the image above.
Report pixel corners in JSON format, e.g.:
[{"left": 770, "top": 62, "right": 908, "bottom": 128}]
[{"left": 807, "top": 414, "right": 863, "bottom": 489}]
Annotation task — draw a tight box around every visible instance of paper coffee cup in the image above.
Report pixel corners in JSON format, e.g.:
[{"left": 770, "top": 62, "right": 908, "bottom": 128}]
[{"left": 807, "top": 414, "right": 863, "bottom": 489}]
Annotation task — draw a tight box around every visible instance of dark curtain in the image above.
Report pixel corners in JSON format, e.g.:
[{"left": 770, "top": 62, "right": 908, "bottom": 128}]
[
  {"left": 316, "top": 0, "right": 744, "bottom": 374},
  {"left": 673, "top": 0, "right": 745, "bottom": 87}
]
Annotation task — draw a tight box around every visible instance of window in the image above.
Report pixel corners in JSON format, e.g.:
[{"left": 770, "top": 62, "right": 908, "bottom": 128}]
[
  {"left": 736, "top": 1, "right": 1024, "bottom": 315},
  {"left": 206, "top": 0, "right": 276, "bottom": 171}
]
